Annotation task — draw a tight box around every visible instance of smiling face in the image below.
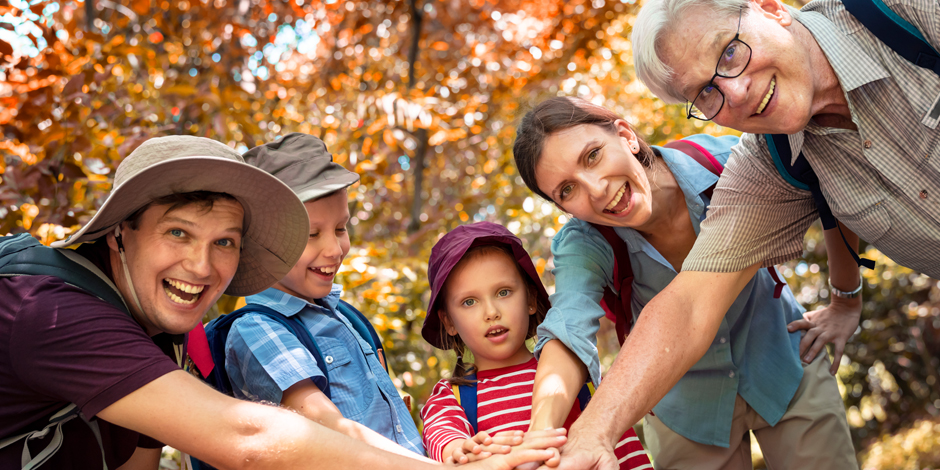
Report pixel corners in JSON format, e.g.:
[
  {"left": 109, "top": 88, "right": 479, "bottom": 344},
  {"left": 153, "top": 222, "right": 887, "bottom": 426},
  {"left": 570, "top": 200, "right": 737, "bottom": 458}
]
[
  {"left": 108, "top": 199, "right": 244, "bottom": 336},
  {"left": 274, "top": 189, "right": 351, "bottom": 302},
  {"left": 440, "top": 249, "right": 536, "bottom": 371},
  {"left": 535, "top": 121, "right": 656, "bottom": 228},
  {"left": 661, "top": 0, "right": 818, "bottom": 134}
]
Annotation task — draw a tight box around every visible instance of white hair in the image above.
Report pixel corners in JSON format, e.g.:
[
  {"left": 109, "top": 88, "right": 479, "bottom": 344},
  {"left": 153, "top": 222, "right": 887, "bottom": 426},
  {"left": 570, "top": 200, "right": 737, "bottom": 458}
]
[{"left": 632, "top": 0, "right": 749, "bottom": 104}]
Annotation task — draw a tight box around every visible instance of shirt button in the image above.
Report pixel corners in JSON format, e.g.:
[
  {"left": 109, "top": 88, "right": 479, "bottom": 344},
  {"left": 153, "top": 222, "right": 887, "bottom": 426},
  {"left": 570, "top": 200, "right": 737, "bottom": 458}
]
[
  {"left": 719, "top": 337, "right": 727, "bottom": 344},
  {"left": 863, "top": 140, "right": 872, "bottom": 149},
  {"left": 920, "top": 190, "right": 928, "bottom": 199},
  {"left": 729, "top": 371, "right": 735, "bottom": 378},
  {"left": 324, "top": 356, "right": 334, "bottom": 364},
  {"left": 396, "top": 425, "right": 403, "bottom": 433}
]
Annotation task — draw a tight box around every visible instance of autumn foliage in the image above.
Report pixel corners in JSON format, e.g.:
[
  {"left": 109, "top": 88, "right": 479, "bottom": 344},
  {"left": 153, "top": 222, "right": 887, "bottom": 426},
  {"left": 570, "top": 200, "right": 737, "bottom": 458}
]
[{"left": 1, "top": 0, "right": 937, "bottom": 461}]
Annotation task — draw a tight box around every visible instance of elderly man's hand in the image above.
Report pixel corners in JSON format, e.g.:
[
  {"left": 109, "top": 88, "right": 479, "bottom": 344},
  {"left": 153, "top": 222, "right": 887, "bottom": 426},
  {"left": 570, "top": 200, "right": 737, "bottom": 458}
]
[
  {"left": 534, "top": 428, "right": 619, "bottom": 470},
  {"left": 787, "top": 295, "right": 862, "bottom": 374}
]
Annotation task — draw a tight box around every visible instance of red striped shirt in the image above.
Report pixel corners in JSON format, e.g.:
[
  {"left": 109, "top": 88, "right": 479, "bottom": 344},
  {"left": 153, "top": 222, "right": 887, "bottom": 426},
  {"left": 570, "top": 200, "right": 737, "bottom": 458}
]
[{"left": 421, "top": 358, "right": 650, "bottom": 469}]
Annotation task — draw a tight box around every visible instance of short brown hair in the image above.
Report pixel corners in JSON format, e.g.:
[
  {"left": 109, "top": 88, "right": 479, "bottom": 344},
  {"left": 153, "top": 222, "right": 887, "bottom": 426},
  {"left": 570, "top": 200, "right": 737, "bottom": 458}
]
[{"left": 124, "top": 191, "right": 239, "bottom": 231}]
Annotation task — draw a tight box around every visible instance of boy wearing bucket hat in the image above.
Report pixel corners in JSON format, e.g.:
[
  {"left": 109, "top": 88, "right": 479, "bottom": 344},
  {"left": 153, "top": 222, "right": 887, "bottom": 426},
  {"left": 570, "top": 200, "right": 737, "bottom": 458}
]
[
  {"left": 0, "top": 136, "right": 565, "bottom": 470},
  {"left": 216, "top": 133, "right": 428, "bottom": 460}
]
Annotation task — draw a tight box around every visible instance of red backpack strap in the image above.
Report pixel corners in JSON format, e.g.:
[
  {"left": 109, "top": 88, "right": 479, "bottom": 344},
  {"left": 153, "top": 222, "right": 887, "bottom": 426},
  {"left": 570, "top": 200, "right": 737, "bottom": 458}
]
[
  {"left": 664, "top": 139, "right": 785, "bottom": 298},
  {"left": 663, "top": 139, "right": 723, "bottom": 198},
  {"left": 588, "top": 223, "right": 634, "bottom": 345}
]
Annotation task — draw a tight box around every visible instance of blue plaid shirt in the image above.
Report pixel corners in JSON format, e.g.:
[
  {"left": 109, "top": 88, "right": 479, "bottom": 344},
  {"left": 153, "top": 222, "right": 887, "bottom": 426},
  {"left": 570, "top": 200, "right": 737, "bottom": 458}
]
[{"left": 224, "top": 286, "right": 424, "bottom": 455}]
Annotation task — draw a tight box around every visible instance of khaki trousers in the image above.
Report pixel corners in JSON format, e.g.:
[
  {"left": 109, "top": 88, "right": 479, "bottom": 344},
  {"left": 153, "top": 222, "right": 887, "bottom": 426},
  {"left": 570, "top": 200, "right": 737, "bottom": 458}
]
[{"left": 643, "top": 354, "right": 858, "bottom": 470}]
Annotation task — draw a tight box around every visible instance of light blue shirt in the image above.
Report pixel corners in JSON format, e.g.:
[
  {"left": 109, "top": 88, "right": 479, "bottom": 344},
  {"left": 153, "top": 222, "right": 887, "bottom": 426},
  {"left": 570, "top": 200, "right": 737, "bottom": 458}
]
[
  {"left": 224, "top": 286, "right": 424, "bottom": 455},
  {"left": 535, "top": 134, "right": 805, "bottom": 447}
]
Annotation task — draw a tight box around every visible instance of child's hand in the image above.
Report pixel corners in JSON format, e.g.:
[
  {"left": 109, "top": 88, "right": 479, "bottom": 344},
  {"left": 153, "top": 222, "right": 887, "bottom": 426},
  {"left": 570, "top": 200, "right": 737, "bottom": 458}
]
[
  {"left": 514, "top": 428, "right": 567, "bottom": 469},
  {"left": 449, "top": 431, "right": 525, "bottom": 465}
]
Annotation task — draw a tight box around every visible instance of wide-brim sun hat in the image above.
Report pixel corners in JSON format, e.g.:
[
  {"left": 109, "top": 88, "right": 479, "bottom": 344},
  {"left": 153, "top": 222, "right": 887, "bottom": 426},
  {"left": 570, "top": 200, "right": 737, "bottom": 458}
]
[
  {"left": 420, "top": 221, "right": 550, "bottom": 350},
  {"left": 52, "top": 135, "right": 309, "bottom": 296}
]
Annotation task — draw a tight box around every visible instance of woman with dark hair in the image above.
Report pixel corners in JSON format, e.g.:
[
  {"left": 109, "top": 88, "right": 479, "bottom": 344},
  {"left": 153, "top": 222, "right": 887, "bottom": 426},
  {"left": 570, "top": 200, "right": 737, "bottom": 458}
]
[{"left": 512, "top": 96, "right": 860, "bottom": 469}]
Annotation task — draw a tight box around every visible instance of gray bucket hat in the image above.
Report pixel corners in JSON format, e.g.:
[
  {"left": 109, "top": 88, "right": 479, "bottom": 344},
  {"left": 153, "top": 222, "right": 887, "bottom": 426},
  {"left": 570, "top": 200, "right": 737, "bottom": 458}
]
[
  {"left": 52, "top": 135, "right": 309, "bottom": 296},
  {"left": 243, "top": 133, "right": 359, "bottom": 202}
]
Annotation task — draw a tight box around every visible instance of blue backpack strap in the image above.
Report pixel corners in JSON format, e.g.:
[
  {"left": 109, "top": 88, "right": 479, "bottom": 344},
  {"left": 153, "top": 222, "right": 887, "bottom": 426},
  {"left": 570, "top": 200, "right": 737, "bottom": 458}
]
[
  {"left": 0, "top": 233, "right": 129, "bottom": 315},
  {"left": 336, "top": 300, "right": 388, "bottom": 374},
  {"left": 575, "top": 382, "right": 595, "bottom": 412},
  {"left": 204, "top": 304, "right": 330, "bottom": 399},
  {"left": 843, "top": 0, "right": 940, "bottom": 76},
  {"left": 455, "top": 374, "right": 479, "bottom": 434},
  {"left": 765, "top": 135, "right": 875, "bottom": 269}
]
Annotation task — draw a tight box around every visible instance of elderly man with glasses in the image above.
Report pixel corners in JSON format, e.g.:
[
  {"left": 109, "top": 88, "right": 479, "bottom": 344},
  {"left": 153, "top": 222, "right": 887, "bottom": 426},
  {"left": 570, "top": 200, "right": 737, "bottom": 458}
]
[{"left": 545, "top": 0, "right": 940, "bottom": 468}]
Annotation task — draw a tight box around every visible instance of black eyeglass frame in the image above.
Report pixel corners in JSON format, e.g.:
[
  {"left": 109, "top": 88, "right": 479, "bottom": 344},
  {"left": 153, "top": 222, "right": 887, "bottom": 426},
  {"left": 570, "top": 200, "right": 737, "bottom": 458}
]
[{"left": 686, "top": 7, "right": 753, "bottom": 121}]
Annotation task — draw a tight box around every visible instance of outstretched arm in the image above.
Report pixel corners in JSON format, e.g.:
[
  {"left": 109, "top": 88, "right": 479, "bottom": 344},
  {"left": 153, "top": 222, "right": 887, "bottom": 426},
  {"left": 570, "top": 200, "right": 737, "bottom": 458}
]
[
  {"left": 550, "top": 265, "right": 759, "bottom": 470},
  {"left": 529, "top": 340, "right": 588, "bottom": 431},
  {"left": 99, "top": 370, "right": 566, "bottom": 470},
  {"left": 282, "top": 380, "right": 437, "bottom": 463}
]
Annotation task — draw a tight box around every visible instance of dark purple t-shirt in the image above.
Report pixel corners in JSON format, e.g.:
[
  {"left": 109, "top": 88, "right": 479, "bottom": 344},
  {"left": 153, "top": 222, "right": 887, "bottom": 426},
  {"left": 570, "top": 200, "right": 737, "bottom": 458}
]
[{"left": 0, "top": 241, "right": 180, "bottom": 468}]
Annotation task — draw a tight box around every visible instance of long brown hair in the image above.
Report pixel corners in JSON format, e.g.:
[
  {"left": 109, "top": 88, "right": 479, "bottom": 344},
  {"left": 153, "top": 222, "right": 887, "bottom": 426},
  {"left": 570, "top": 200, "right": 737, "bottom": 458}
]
[
  {"left": 435, "top": 244, "right": 550, "bottom": 385},
  {"left": 513, "top": 96, "right": 658, "bottom": 203}
]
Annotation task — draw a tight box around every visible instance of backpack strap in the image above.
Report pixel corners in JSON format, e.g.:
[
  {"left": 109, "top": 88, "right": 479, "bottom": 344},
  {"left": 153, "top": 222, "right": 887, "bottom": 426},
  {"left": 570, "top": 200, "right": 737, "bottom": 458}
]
[
  {"left": 588, "top": 224, "right": 634, "bottom": 346},
  {"left": 663, "top": 140, "right": 724, "bottom": 198},
  {"left": 765, "top": 134, "right": 875, "bottom": 270},
  {"left": 452, "top": 374, "right": 479, "bottom": 434},
  {"left": 0, "top": 234, "right": 129, "bottom": 315},
  {"left": 666, "top": 140, "right": 788, "bottom": 297},
  {"left": 204, "top": 305, "right": 330, "bottom": 399},
  {"left": 575, "top": 382, "right": 595, "bottom": 412},
  {"left": 0, "top": 404, "right": 107, "bottom": 470},
  {"left": 843, "top": 0, "right": 940, "bottom": 75},
  {"left": 336, "top": 300, "right": 388, "bottom": 373}
]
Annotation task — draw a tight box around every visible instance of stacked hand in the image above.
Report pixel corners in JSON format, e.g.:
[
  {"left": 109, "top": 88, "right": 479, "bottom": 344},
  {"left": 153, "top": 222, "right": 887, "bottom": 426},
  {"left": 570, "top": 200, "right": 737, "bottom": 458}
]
[{"left": 449, "top": 429, "right": 567, "bottom": 469}]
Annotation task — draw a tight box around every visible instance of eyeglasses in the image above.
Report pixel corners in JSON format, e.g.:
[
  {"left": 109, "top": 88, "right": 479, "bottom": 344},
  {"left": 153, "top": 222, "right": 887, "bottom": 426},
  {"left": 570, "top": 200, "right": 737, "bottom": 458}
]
[{"left": 686, "top": 7, "right": 753, "bottom": 121}]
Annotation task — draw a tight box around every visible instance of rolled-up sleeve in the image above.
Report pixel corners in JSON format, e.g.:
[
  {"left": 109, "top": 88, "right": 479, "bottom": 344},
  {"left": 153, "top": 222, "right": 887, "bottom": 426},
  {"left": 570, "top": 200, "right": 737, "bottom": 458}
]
[
  {"left": 224, "top": 315, "right": 325, "bottom": 403},
  {"left": 683, "top": 133, "right": 818, "bottom": 273},
  {"left": 535, "top": 221, "right": 616, "bottom": 386}
]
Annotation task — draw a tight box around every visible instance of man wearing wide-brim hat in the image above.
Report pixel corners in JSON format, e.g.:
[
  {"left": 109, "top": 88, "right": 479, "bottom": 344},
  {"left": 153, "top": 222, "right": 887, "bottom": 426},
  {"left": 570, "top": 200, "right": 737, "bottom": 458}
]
[{"left": 0, "top": 136, "right": 563, "bottom": 469}]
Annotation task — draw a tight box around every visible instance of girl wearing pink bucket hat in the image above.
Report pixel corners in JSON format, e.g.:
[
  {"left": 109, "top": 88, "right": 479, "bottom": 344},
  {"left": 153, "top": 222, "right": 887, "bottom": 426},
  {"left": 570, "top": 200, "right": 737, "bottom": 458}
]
[{"left": 419, "top": 221, "right": 650, "bottom": 469}]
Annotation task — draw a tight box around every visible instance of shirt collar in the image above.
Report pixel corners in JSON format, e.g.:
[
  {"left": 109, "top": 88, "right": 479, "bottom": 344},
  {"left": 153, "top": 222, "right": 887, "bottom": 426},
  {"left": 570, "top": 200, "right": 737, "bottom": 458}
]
[
  {"left": 610, "top": 145, "right": 713, "bottom": 258},
  {"left": 245, "top": 284, "right": 344, "bottom": 317},
  {"left": 790, "top": 5, "right": 889, "bottom": 92}
]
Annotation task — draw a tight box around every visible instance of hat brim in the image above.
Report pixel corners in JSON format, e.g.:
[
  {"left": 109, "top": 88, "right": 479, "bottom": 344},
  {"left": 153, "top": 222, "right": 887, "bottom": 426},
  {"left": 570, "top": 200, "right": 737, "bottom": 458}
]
[
  {"left": 52, "top": 156, "right": 309, "bottom": 296},
  {"left": 294, "top": 171, "right": 360, "bottom": 203}
]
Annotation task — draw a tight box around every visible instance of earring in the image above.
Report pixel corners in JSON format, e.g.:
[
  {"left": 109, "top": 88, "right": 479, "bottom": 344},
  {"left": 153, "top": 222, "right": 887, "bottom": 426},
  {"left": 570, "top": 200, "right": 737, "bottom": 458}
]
[
  {"left": 529, "top": 306, "right": 535, "bottom": 312},
  {"left": 630, "top": 142, "right": 640, "bottom": 153}
]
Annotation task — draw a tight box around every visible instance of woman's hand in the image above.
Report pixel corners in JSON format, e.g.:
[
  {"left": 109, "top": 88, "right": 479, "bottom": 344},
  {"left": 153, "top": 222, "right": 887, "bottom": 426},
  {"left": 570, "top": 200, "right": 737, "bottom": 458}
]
[{"left": 787, "top": 296, "right": 862, "bottom": 374}]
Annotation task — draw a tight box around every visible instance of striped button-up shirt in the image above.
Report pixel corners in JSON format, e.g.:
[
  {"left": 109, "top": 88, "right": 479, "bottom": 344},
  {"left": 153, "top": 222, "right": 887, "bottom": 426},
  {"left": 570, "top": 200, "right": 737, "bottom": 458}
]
[
  {"left": 224, "top": 286, "right": 425, "bottom": 456},
  {"left": 684, "top": 0, "right": 940, "bottom": 277}
]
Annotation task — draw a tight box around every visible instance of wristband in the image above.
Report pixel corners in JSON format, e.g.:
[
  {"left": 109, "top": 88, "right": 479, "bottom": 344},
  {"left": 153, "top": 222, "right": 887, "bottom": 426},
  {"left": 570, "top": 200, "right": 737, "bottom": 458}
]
[{"left": 829, "top": 278, "right": 862, "bottom": 299}]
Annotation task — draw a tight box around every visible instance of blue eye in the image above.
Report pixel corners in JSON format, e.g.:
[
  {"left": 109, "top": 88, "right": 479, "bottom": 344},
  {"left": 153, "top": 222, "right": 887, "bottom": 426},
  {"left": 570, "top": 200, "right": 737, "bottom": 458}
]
[
  {"left": 723, "top": 44, "right": 737, "bottom": 61},
  {"left": 170, "top": 229, "right": 183, "bottom": 237},
  {"left": 700, "top": 85, "right": 719, "bottom": 98}
]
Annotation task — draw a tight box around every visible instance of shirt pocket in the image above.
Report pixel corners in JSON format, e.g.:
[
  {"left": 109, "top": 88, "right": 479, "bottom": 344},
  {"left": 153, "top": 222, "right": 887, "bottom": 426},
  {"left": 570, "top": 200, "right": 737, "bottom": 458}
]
[
  {"left": 834, "top": 201, "right": 892, "bottom": 245},
  {"left": 318, "top": 338, "right": 375, "bottom": 420}
]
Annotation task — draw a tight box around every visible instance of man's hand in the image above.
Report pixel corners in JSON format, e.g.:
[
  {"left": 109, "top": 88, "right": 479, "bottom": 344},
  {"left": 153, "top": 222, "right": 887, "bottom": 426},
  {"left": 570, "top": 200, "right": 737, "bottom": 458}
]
[
  {"left": 535, "top": 429, "right": 618, "bottom": 470},
  {"left": 787, "top": 296, "right": 861, "bottom": 374},
  {"left": 447, "top": 431, "right": 524, "bottom": 465}
]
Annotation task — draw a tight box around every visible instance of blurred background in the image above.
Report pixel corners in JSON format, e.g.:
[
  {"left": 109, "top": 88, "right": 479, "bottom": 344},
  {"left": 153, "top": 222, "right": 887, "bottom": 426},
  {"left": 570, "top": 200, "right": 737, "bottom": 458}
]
[{"left": 1, "top": 0, "right": 938, "bottom": 467}]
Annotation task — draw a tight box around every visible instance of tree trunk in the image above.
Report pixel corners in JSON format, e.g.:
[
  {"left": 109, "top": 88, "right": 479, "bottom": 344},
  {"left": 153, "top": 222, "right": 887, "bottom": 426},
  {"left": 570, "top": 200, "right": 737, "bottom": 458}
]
[{"left": 406, "top": 0, "right": 427, "bottom": 234}]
